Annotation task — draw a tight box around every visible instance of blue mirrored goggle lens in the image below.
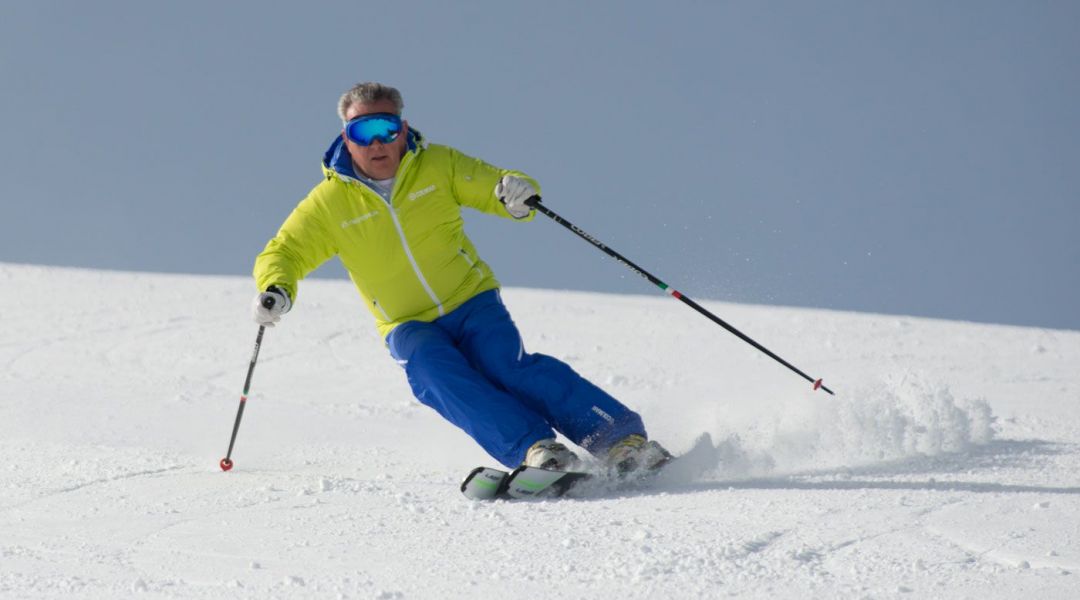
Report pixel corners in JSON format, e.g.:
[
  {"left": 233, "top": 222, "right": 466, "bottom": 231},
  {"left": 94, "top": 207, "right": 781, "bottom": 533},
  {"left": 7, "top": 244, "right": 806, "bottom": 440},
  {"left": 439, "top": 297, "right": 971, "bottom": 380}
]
[{"left": 345, "top": 113, "right": 403, "bottom": 146}]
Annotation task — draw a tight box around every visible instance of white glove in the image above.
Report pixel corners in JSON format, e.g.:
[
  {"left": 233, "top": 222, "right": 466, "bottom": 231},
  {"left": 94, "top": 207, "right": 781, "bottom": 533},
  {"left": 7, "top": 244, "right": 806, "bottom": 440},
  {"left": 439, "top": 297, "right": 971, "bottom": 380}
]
[
  {"left": 495, "top": 175, "right": 537, "bottom": 219},
  {"left": 251, "top": 286, "right": 292, "bottom": 327}
]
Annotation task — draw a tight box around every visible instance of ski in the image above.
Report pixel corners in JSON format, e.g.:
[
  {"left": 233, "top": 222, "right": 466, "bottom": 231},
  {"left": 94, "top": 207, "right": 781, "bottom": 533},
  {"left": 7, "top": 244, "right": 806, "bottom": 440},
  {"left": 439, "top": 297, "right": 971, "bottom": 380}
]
[
  {"left": 459, "top": 433, "right": 717, "bottom": 501},
  {"left": 460, "top": 465, "right": 593, "bottom": 501},
  {"left": 459, "top": 461, "right": 676, "bottom": 501}
]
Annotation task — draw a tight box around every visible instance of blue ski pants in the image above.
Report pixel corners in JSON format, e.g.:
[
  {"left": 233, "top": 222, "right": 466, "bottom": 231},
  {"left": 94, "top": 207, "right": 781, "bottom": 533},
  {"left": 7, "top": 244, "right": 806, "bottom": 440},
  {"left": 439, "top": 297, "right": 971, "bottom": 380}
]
[{"left": 386, "top": 289, "right": 645, "bottom": 467}]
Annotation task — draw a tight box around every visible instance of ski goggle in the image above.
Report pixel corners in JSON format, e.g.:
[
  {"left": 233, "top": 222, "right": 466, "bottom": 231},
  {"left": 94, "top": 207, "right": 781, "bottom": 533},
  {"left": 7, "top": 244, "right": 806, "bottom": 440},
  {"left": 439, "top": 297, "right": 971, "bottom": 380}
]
[{"left": 344, "top": 113, "right": 403, "bottom": 146}]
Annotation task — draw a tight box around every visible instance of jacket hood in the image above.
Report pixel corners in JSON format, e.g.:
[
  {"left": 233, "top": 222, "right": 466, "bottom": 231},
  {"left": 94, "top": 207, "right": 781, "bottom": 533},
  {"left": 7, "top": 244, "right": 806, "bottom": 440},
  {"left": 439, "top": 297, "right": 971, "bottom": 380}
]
[{"left": 322, "top": 128, "right": 424, "bottom": 181}]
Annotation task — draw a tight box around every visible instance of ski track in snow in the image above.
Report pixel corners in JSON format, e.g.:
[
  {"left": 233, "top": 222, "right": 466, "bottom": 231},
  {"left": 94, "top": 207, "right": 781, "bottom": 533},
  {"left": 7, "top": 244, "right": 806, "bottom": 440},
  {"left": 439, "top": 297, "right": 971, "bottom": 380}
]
[{"left": 2, "top": 263, "right": 1079, "bottom": 599}]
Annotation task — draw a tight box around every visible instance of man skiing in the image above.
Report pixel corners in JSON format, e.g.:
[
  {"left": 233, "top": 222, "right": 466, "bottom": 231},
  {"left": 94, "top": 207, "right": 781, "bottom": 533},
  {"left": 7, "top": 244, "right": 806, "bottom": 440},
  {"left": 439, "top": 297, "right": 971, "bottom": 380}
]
[{"left": 252, "top": 82, "right": 670, "bottom": 474}]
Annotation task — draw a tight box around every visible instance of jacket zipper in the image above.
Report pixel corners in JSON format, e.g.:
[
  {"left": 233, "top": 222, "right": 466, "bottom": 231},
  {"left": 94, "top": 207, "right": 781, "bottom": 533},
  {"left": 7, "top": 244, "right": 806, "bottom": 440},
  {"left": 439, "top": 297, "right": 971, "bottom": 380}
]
[
  {"left": 382, "top": 152, "right": 445, "bottom": 316},
  {"left": 459, "top": 248, "right": 478, "bottom": 270},
  {"left": 371, "top": 298, "right": 392, "bottom": 321}
]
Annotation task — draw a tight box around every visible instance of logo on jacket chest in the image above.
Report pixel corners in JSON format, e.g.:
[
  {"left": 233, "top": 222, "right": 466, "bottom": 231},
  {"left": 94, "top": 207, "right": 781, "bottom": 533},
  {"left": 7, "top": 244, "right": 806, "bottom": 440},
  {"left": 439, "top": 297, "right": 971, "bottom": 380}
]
[{"left": 407, "top": 184, "right": 437, "bottom": 202}]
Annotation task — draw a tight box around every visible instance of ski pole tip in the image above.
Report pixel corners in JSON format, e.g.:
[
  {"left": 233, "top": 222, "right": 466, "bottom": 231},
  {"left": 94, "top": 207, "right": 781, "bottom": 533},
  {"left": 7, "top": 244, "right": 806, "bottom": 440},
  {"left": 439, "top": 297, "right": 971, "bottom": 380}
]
[
  {"left": 219, "top": 458, "right": 234, "bottom": 472},
  {"left": 814, "top": 379, "right": 836, "bottom": 395}
]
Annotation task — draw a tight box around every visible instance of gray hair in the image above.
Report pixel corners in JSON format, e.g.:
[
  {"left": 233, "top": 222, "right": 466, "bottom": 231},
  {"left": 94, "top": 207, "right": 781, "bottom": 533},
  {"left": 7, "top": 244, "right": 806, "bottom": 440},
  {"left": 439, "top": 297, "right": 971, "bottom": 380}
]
[{"left": 337, "top": 82, "right": 404, "bottom": 122}]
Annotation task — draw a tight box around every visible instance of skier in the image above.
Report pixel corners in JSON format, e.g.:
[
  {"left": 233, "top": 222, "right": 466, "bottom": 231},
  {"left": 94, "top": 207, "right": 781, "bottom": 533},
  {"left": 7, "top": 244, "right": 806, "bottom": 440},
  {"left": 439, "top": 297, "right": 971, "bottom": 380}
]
[{"left": 252, "top": 82, "right": 670, "bottom": 474}]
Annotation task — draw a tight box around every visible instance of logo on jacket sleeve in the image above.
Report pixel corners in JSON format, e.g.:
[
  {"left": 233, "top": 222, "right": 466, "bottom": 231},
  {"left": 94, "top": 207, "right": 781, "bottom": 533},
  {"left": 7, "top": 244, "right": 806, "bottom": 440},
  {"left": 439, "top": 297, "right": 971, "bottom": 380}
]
[
  {"left": 341, "top": 210, "right": 380, "bottom": 229},
  {"left": 408, "top": 184, "right": 437, "bottom": 201}
]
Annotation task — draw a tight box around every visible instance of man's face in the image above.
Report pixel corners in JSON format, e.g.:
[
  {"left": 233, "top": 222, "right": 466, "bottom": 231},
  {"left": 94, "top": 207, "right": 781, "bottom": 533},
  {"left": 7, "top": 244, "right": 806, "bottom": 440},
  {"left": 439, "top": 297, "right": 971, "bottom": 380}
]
[{"left": 342, "top": 98, "right": 409, "bottom": 180}]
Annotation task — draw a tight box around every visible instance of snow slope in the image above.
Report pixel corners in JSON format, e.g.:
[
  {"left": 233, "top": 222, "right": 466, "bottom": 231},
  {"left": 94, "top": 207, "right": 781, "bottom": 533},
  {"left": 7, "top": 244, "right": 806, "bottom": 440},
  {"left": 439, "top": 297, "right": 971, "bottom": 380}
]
[{"left": 2, "top": 263, "right": 1078, "bottom": 599}]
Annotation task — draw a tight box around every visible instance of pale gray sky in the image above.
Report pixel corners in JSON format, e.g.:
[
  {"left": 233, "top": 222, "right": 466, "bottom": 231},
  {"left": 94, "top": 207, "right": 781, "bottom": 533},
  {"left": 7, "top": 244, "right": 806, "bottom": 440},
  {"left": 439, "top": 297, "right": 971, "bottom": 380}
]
[{"left": 3, "top": 1, "right": 1078, "bottom": 330}]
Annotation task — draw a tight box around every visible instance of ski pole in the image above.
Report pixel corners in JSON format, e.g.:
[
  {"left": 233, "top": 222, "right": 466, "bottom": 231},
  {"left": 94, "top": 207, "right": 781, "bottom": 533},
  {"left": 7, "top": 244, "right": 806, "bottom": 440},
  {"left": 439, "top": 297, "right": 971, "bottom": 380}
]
[
  {"left": 219, "top": 299, "right": 274, "bottom": 471},
  {"left": 524, "top": 196, "right": 834, "bottom": 395}
]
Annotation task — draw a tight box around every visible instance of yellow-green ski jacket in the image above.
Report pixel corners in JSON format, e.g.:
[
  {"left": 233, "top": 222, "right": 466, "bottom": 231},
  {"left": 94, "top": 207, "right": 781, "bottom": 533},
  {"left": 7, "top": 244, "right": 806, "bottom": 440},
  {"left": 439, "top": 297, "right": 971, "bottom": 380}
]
[{"left": 254, "top": 130, "right": 538, "bottom": 339}]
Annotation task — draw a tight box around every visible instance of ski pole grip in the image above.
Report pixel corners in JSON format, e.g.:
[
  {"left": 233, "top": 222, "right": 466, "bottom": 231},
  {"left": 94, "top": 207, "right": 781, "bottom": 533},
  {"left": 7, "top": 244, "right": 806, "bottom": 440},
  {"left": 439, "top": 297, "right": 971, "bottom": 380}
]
[
  {"left": 524, "top": 194, "right": 542, "bottom": 208},
  {"left": 262, "top": 295, "right": 277, "bottom": 310}
]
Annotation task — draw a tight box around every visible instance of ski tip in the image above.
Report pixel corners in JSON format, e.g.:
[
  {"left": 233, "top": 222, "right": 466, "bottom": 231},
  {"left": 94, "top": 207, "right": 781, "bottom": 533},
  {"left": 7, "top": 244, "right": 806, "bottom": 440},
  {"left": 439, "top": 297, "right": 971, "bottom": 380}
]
[
  {"left": 461, "top": 467, "right": 510, "bottom": 500},
  {"left": 459, "top": 466, "right": 486, "bottom": 493}
]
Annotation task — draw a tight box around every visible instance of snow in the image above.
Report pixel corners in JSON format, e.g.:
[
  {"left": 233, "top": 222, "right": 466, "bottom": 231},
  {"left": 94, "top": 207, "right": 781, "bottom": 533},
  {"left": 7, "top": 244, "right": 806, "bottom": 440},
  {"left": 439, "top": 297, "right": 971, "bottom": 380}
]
[{"left": 2, "top": 262, "right": 1079, "bottom": 598}]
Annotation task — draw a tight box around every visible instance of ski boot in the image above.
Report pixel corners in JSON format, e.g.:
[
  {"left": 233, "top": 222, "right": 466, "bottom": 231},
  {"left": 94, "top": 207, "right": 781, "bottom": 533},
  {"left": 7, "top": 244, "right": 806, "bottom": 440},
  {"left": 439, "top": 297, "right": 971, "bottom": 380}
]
[
  {"left": 523, "top": 438, "right": 580, "bottom": 471},
  {"left": 606, "top": 434, "right": 673, "bottom": 477}
]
